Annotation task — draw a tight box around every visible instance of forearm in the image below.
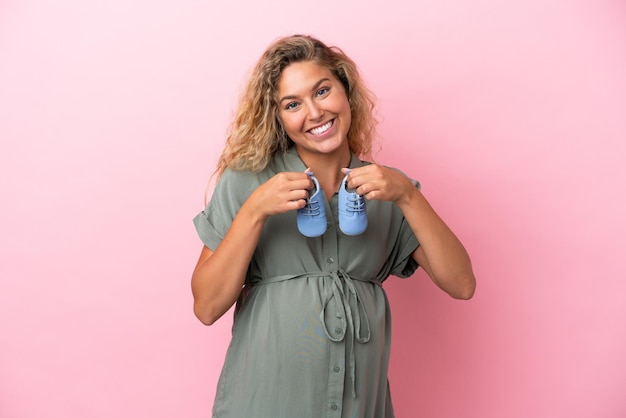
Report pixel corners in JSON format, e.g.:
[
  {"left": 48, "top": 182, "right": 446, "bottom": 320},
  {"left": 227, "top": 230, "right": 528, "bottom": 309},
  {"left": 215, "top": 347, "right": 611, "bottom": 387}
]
[
  {"left": 191, "top": 202, "right": 266, "bottom": 325},
  {"left": 397, "top": 187, "right": 476, "bottom": 299}
]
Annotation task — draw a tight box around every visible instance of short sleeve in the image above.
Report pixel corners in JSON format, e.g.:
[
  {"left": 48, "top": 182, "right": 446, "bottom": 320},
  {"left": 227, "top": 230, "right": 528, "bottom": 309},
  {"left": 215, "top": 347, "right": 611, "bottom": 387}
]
[
  {"left": 192, "top": 168, "right": 258, "bottom": 251},
  {"left": 388, "top": 176, "right": 422, "bottom": 278}
]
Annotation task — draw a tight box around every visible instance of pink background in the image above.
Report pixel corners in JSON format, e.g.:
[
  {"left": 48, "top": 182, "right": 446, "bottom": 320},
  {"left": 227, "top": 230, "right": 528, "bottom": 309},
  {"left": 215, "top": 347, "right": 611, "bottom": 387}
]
[{"left": 1, "top": 0, "right": 625, "bottom": 417}]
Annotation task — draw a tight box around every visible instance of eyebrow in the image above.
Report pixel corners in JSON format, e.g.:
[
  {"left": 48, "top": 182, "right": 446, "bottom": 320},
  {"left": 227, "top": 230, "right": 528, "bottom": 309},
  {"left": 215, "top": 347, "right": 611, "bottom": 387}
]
[{"left": 279, "top": 78, "right": 330, "bottom": 103}]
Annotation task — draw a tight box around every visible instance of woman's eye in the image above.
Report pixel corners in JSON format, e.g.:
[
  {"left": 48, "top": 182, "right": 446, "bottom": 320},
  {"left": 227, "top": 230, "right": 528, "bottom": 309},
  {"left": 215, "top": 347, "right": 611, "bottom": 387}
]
[
  {"left": 316, "top": 87, "right": 329, "bottom": 97},
  {"left": 285, "top": 102, "right": 299, "bottom": 110}
]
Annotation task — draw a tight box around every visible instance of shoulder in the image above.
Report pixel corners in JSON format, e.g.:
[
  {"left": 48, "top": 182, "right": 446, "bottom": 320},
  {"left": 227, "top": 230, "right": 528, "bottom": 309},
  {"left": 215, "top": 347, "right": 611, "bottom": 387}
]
[
  {"left": 217, "top": 167, "right": 261, "bottom": 192},
  {"left": 214, "top": 157, "right": 284, "bottom": 197},
  {"left": 215, "top": 146, "right": 305, "bottom": 193},
  {"left": 209, "top": 168, "right": 265, "bottom": 210}
]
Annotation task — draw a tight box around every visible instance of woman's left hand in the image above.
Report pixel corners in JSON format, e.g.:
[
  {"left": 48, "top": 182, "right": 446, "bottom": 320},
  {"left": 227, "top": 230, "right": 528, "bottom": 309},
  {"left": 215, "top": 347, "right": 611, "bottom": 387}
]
[
  {"left": 344, "top": 165, "right": 476, "bottom": 300},
  {"left": 342, "top": 165, "right": 415, "bottom": 204}
]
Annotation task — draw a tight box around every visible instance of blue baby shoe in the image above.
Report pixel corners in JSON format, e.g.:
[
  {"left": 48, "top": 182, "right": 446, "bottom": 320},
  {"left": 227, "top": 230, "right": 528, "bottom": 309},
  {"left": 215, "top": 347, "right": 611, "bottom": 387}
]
[
  {"left": 338, "top": 171, "right": 367, "bottom": 236},
  {"left": 297, "top": 172, "right": 327, "bottom": 237}
]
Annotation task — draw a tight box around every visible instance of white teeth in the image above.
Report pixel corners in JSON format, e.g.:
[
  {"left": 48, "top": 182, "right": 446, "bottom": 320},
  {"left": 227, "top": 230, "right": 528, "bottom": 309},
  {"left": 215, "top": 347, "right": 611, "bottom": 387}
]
[{"left": 309, "top": 120, "right": 333, "bottom": 136}]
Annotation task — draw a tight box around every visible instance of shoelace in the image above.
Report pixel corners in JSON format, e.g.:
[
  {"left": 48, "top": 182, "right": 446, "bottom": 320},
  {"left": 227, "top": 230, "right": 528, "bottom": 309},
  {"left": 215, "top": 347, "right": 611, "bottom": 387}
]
[
  {"left": 301, "top": 199, "right": 321, "bottom": 216},
  {"left": 345, "top": 193, "right": 366, "bottom": 213}
]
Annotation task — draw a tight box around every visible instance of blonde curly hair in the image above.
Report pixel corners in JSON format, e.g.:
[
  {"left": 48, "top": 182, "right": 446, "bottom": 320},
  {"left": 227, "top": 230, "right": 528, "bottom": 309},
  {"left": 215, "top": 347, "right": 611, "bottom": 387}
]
[{"left": 214, "top": 34, "right": 378, "bottom": 179}]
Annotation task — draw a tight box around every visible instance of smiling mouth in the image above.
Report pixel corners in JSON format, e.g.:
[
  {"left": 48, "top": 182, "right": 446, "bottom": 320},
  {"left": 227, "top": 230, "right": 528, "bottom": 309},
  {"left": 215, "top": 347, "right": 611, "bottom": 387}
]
[{"left": 308, "top": 120, "right": 334, "bottom": 136}]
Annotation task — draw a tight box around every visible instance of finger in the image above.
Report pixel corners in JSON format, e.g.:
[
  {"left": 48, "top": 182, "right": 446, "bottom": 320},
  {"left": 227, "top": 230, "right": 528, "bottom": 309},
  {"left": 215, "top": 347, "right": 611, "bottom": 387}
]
[
  {"left": 293, "top": 199, "right": 306, "bottom": 210},
  {"left": 291, "top": 178, "right": 313, "bottom": 193},
  {"left": 275, "top": 176, "right": 312, "bottom": 193},
  {"left": 291, "top": 198, "right": 307, "bottom": 210},
  {"left": 355, "top": 182, "right": 372, "bottom": 197},
  {"left": 287, "top": 189, "right": 310, "bottom": 202},
  {"left": 345, "top": 165, "right": 377, "bottom": 184},
  {"left": 277, "top": 171, "right": 312, "bottom": 182},
  {"left": 347, "top": 170, "right": 370, "bottom": 190}
]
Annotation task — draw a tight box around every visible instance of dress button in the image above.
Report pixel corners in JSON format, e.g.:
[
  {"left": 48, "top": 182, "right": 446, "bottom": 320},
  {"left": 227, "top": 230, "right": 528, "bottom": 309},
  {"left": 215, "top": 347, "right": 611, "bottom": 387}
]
[
  {"left": 327, "top": 257, "right": 334, "bottom": 264},
  {"left": 326, "top": 221, "right": 331, "bottom": 228},
  {"left": 334, "top": 327, "right": 342, "bottom": 334},
  {"left": 331, "top": 403, "right": 338, "bottom": 411},
  {"left": 333, "top": 366, "right": 341, "bottom": 373}
]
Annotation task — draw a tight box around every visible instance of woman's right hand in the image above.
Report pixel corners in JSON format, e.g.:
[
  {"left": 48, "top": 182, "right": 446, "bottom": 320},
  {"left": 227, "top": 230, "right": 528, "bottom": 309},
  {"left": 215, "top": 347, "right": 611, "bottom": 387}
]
[
  {"left": 244, "top": 171, "right": 313, "bottom": 219},
  {"left": 191, "top": 171, "right": 313, "bottom": 325}
]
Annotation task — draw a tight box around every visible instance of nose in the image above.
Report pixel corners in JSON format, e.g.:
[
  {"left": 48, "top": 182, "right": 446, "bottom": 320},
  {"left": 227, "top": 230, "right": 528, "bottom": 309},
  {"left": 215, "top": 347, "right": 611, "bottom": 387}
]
[{"left": 307, "top": 101, "right": 324, "bottom": 121}]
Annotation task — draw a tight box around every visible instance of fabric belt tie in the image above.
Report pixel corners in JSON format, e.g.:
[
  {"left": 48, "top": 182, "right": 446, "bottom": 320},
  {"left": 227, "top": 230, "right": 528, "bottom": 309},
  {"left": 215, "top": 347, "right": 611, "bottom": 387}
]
[{"left": 251, "top": 270, "right": 375, "bottom": 398}]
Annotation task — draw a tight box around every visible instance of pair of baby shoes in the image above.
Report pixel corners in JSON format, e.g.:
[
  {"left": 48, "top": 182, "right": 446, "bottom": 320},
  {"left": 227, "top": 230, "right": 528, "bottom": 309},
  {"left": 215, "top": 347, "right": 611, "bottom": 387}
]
[{"left": 297, "top": 171, "right": 367, "bottom": 237}]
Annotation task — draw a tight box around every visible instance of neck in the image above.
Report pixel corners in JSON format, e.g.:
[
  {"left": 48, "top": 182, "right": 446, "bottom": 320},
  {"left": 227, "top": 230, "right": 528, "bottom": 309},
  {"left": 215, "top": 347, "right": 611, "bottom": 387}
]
[{"left": 297, "top": 148, "right": 351, "bottom": 199}]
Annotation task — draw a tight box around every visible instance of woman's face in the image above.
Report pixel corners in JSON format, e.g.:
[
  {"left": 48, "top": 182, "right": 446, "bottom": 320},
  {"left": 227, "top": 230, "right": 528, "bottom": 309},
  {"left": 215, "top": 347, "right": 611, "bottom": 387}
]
[{"left": 277, "top": 61, "right": 352, "bottom": 162}]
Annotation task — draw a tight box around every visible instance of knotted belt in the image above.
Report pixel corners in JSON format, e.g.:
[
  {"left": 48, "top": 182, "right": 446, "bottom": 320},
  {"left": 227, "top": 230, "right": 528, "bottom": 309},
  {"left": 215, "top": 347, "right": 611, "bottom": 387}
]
[{"left": 251, "top": 269, "right": 378, "bottom": 397}]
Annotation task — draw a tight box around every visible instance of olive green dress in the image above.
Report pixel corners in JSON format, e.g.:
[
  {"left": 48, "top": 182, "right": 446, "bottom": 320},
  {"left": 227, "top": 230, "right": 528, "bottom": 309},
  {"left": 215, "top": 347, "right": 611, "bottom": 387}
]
[{"left": 193, "top": 147, "right": 420, "bottom": 418}]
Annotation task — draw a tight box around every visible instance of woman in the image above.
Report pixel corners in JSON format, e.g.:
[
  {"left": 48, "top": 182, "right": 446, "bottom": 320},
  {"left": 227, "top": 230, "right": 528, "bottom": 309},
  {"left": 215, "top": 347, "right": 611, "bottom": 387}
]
[{"left": 192, "top": 34, "right": 475, "bottom": 418}]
